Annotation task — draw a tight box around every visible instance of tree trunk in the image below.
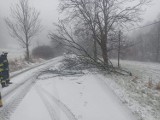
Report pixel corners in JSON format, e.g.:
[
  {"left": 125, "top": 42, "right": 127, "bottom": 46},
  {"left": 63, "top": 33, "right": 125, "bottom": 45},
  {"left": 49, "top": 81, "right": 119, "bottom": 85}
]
[
  {"left": 101, "top": 39, "right": 108, "bottom": 66},
  {"left": 94, "top": 38, "right": 97, "bottom": 61},
  {"left": 26, "top": 44, "right": 30, "bottom": 62},
  {"left": 118, "top": 31, "right": 121, "bottom": 67},
  {"left": 26, "top": 35, "right": 30, "bottom": 62}
]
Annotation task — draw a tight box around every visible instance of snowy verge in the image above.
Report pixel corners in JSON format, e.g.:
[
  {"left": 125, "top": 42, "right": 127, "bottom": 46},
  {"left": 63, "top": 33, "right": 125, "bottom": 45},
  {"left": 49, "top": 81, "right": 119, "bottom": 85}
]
[{"left": 98, "top": 59, "right": 160, "bottom": 120}]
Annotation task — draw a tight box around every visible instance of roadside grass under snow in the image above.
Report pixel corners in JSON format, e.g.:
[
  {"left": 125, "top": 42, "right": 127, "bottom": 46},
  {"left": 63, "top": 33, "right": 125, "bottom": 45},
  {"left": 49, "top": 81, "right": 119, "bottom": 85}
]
[
  {"left": 9, "top": 57, "right": 45, "bottom": 73},
  {"left": 106, "top": 59, "right": 160, "bottom": 120}
]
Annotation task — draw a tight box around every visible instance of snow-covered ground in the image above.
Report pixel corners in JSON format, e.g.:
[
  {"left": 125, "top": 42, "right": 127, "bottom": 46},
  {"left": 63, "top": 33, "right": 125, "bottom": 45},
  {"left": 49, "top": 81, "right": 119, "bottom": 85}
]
[
  {"left": 1, "top": 56, "right": 159, "bottom": 120},
  {"left": 0, "top": 56, "right": 138, "bottom": 120},
  {"left": 107, "top": 60, "right": 160, "bottom": 120},
  {"left": 0, "top": 56, "right": 63, "bottom": 119},
  {"left": 10, "top": 73, "right": 138, "bottom": 120}
]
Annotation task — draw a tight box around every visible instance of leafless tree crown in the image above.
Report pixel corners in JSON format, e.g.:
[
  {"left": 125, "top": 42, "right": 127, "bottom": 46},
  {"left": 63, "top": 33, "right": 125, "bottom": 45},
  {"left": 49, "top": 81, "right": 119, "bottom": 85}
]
[
  {"left": 5, "top": 0, "right": 42, "bottom": 61},
  {"left": 52, "top": 0, "right": 150, "bottom": 66}
]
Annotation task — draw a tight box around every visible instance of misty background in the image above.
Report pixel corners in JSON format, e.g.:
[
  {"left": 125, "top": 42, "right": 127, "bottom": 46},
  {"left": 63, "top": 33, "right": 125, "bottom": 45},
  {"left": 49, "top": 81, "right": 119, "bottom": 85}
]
[{"left": 0, "top": 0, "right": 160, "bottom": 61}]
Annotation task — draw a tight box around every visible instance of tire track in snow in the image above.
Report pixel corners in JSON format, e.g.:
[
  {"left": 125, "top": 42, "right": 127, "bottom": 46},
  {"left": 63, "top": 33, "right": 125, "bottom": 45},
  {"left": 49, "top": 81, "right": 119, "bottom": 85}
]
[
  {"left": 36, "top": 85, "right": 77, "bottom": 120},
  {"left": 3, "top": 58, "right": 59, "bottom": 99},
  {"left": 0, "top": 76, "right": 37, "bottom": 120},
  {"left": 0, "top": 57, "right": 64, "bottom": 120},
  {"left": 2, "top": 75, "right": 35, "bottom": 99},
  {"left": 35, "top": 85, "right": 60, "bottom": 120}
]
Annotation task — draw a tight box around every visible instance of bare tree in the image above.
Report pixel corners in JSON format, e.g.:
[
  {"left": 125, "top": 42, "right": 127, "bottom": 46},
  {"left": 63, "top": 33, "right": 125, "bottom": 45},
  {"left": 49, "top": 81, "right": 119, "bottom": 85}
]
[
  {"left": 50, "top": 21, "right": 94, "bottom": 59},
  {"left": 49, "top": 20, "right": 106, "bottom": 68},
  {"left": 59, "top": 0, "right": 150, "bottom": 67},
  {"left": 5, "top": 0, "right": 42, "bottom": 61}
]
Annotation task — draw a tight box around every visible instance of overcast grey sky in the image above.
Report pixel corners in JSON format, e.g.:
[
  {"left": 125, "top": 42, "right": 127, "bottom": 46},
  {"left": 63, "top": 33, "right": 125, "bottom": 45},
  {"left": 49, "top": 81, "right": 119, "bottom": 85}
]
[
  {"left": 0, "top": 0, "right": 160, "bottom": 51},
  {"left": 0, "top": 0, "right": 59, "bottom": 50}
]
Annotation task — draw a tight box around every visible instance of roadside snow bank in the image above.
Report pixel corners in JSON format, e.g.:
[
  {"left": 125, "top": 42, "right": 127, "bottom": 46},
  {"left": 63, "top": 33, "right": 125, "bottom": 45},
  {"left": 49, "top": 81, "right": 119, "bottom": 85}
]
[{"left": 100, "top": 60, "right": 160, "bottom": 120}]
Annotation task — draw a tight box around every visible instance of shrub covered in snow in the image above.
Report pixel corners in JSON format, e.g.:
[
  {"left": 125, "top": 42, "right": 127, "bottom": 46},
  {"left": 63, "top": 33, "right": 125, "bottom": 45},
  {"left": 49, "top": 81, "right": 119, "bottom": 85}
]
[
  {"left": 104, "top": 60, "right": 160, "bottom": 120},
  {"left": 9, "top": 57, "right": 44, "bottom": 72},
  {"left": 62, "top": 55, "right": 99, "bottom": 71}
]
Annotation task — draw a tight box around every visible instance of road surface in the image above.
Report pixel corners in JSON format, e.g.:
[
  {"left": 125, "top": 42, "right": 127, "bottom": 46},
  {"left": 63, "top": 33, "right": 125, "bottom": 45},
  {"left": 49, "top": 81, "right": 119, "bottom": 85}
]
[{"left": 0, "top": 57, "right": 138, "bottom": 120}]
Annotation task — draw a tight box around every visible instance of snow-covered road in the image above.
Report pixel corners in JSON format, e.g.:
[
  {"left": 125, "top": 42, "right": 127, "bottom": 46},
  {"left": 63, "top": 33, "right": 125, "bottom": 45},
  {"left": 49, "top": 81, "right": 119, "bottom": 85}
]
[
  {"left": 0, "top": 57, "right": 63, "bottom": 120},
  {"left": 0, "top": 57, "right": 138, "bottom": 120}
]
